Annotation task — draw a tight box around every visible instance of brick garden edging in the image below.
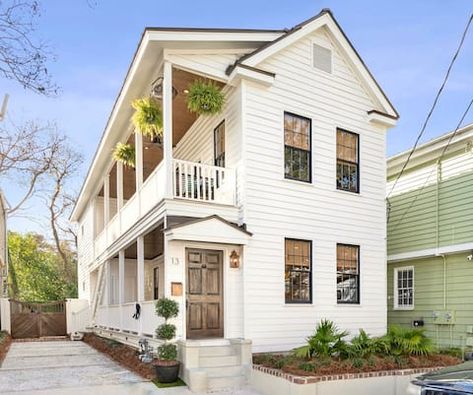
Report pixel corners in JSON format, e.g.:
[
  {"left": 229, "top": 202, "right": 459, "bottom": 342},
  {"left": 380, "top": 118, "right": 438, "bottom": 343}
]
[{"left": 253, "top": 364, "right": 442, "bottom": 384}]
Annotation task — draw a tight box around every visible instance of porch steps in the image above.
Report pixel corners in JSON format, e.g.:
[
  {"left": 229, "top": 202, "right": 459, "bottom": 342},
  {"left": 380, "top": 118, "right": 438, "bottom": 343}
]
[{"left": 182, "top": 341, "right": 251, "bottom": 392}]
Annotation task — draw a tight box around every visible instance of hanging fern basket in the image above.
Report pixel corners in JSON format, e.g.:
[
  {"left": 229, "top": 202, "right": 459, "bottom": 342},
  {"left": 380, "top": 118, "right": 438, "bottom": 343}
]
[
  {"left": 186, "top": 80, "right": 225, "bottom": 115},
  {"left": 113, "top": 142, "right": 135, "bottom": 168},
  {"left": 131, "top": 97, "right": 163, "bottom": 141}
]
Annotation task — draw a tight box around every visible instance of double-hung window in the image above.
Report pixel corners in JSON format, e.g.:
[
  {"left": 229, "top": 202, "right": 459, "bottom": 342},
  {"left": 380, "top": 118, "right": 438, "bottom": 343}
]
[
  {"left": 336, "top": 129, "right": 359, "bottom": 193},
  {"left": 285, "top": 238, "right": 312, "bottom": 303},
  {"left": 214, "top": 121, "right": 225, "bottom": 168},
  {"left": 394, "top": 267, "right": 414, "bottom": 309},
  {"left": 284, "top": 112, "right": 311, "bottom": 182},
  {"left": 336, "top": 244, "right": 360, "bottom": 304}
]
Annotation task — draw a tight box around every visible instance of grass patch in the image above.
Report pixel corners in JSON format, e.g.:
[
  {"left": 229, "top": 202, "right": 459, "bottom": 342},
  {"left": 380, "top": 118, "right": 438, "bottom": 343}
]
[{"left": 152, "top": 378, "right": 187, "bottom": 388}]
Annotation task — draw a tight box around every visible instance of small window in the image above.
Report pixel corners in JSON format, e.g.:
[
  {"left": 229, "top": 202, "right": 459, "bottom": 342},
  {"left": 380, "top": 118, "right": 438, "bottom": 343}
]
[
  {"left": 153, "top": 267, "right": 160, "bottom": 300},
  {"left": 336, "top": 129, "right": 359, "bottom": 193},
  {"left": 214, "top": 121, "right": 225, "bottom": 167},
  {"left": 313, "top": 43, "right": 332, "bottom": 73},
  {"left": 284, "top": 112, "right": 311, "bottom": 182},
  {"left": 285, "top": 239, "right": 312, "bottom": 303},
  {"left": 394, "top": 267, "right": 414, "bottom": 309},
  {"left": 337, "top": 244, "right": 360, "bottom": 304}
]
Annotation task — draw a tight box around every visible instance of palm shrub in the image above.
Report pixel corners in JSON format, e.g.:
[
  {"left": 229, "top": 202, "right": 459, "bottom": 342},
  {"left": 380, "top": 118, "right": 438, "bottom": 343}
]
[
  {"left": 131, "top": 97, "right": 163, "bottom": 140},
  {"left": 382, "top": 325, "right": 433, "bottom": 356},
  {"left": 293, "top": 319, "right": 348, "bottom": 359},
  {"left": 155, "top": 298, "right": 179, "bottom": 361},
  {"left": 343, "top": 329, "right": 388, "bottom": 358},
  {"left": 113, "top": 143, "right": 135, "bottom": 168},
  {"left": 186, "top": 80, "right": 225, "bottom": 115}
]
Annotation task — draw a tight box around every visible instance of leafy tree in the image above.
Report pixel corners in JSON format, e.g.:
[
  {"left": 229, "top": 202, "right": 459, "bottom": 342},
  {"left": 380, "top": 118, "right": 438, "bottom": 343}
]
[{"left": 8, "top": 231, "right": 77, "bottom": 301}]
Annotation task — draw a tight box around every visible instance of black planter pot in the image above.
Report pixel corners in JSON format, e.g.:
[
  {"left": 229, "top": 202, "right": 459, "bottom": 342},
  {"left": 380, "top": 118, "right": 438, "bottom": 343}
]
[{"left": 154, "top": 361, "right": 180, "bottom": 383}]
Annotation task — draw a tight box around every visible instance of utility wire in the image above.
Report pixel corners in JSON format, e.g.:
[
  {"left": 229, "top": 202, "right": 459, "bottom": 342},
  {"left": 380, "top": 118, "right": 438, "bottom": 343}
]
[
  {"left": 387, "top": 13, "right": 473, "bottom": 200},
  {"left": 389, "top": 98, "right": 473, "bottom": 232}
]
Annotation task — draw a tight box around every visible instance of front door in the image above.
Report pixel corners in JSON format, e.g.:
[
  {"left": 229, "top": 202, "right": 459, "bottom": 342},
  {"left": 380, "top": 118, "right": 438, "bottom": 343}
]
[{"left": 186, "top": 249, "right": 224, "bottom": 339}]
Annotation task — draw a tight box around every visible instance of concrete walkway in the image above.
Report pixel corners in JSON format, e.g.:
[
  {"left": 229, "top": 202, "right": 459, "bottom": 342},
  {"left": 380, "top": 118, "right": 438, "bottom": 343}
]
[{"left": 0, "top": 340, "right": 261, "bottom": 395}]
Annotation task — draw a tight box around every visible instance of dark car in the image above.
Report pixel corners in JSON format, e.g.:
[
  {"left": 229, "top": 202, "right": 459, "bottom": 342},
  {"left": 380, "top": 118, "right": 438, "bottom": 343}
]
[{"left": 408, "top": 362, "right": 473, "bottom": 394}]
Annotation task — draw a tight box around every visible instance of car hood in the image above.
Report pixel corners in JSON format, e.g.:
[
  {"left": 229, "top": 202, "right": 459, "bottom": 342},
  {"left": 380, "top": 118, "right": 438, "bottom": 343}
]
[{"left": 413, "top": 362, "right": 473, "bottom": 392}]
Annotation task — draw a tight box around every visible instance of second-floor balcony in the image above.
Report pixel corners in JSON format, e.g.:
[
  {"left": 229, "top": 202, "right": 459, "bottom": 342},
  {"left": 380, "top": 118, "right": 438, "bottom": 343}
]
[{"left": 91, "top": 64, "right": 239, "bottom": 261}]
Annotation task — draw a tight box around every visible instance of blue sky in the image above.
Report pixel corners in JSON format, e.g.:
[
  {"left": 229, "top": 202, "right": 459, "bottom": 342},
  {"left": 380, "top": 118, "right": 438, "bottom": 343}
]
[{"left": 3, "top": 0, "right": 472, "bottom": 232}]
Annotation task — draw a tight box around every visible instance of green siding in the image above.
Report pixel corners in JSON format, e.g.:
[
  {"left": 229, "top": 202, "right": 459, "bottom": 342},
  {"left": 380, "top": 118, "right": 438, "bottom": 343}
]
[
  {"left": 388, "top": 171, "right": 473, "bottom": 255},
  {"left": 388, "top": 253, "right": 473, "bottom": 348}
]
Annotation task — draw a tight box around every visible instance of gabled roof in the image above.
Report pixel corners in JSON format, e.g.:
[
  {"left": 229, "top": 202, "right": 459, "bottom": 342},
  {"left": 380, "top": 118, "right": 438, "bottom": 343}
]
[{"left": 227, "top": 8, "right": 399, "bottom": 120}]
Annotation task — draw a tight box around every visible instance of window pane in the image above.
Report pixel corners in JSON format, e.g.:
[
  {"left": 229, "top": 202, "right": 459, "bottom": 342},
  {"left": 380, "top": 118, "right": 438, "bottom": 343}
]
[
  {"left": 285, "top": 239, "right": 311, "bottom": 303},
  {"left": 214, "top": 121, "right": 225, "bottom": 167},
  {"left": 396, "top": 268, "right": 414, "bottom": 308},
  {"left": 336, "top": 129, "right": 359, "bottom": 193},
  {"left": 337, "top": 244, "right": 359, "bottom": 304},
  {"left": 284, "top": 113, "right": 311, "bottom": 182}
]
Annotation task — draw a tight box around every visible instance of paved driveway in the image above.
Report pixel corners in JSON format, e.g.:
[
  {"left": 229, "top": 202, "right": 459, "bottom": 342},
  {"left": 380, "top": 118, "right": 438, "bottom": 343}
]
[
  {"left": 0, "top": 340, "right": 262, "bottom": 395},
  {"left": 0, "top": 340, "right": 163, "bottom": 394}
]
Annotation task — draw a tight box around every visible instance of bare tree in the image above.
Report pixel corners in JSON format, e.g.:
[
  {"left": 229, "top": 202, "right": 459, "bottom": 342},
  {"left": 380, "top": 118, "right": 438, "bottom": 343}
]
[
  {"left": 0, "top": 0, "right": 57, "bottom": 95},
  {"left": 44, "top": 142, "right": 82, "bottom": 272},
  {"left": 0, "top": 119, "right": 64, "bottom": 213}
]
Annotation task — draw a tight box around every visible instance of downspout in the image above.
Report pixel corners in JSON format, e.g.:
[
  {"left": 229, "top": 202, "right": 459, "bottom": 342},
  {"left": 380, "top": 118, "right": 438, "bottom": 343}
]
[{"left": 436, "top": 160, "right": 441, "bottom": 249}]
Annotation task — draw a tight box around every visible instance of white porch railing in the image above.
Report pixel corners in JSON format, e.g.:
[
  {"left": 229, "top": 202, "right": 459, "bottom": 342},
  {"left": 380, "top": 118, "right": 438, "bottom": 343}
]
[
  {"left": 173, "top": 159, "right": 235, "bottom": 205},
  {"left": 122, "top": 302, "right": 140, "bottom": 333},
  {"left": 94, "top": 159, "right": 236, "bottom": 258},
  {"left": 141, "top": 300, "right": 164, "bottom": 337}
]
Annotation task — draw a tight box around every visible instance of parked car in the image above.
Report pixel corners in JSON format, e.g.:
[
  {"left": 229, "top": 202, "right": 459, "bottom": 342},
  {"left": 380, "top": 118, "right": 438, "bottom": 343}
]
[{"left": 407, "top": 362, "right": 473, "bottom": 394}]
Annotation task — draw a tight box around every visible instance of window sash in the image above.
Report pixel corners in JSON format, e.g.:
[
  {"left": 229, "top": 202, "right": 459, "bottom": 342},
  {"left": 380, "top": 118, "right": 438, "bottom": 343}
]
[
  {"left": 394, "top": 267, "right": 414, "bottom": 309},
  {"left": 284, "top": 112, "right": 311, "bottom": 182},
  {"left": 336, "top": 129, "right": 359, "bottom": 193},
  {"left": 336, "top": 244, "right": 360, "bottom": 304},
  {"left": 285, "top": 239, "right": 312, "bottom": 303}
]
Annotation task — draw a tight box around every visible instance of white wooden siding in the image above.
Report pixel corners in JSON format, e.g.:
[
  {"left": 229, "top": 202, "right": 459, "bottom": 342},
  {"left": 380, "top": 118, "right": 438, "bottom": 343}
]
[
  {"left": 77, "top": 203, "right": 94, "bottom": 300},
  {"left": 241, "top": 27, "right": 388, "bottom": 352}
]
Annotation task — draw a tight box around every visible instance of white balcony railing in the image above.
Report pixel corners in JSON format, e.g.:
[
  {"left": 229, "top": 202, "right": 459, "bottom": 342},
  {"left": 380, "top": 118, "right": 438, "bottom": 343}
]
[{"left": 173, "top": 159, "right": 235, "bottom": 205}]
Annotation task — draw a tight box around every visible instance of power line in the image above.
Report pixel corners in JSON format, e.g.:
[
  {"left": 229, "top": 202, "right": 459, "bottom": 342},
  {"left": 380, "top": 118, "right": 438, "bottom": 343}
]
[
  {"left": 389, "top": 98, "right": 473, "bottom": 232},
  {"left": 387, "top": 13, "right": 473, "bottom": 200}
]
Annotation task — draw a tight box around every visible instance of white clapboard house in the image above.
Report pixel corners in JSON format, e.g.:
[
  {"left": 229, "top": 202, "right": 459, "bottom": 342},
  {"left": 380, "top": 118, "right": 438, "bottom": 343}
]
[{"left": 71, "top": 9, "right": 398, "bottom": 391}]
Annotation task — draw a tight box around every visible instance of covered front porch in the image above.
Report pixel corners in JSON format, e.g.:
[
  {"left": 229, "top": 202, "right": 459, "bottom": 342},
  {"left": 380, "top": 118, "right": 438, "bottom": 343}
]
[{"left": 92, "top": 215, "right": 251, "bottom": 343}]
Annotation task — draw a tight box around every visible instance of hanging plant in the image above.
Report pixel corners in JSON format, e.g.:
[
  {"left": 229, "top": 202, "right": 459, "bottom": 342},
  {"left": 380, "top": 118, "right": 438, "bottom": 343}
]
[
  {"left": 113, "top": 142, "right": 135, "bottom": 168},
  {"left": 186, "top": 80, "right": 225, "bottom": 115},
  {"left": 131, "top": 97, "right": 163, "bottom": 140}
]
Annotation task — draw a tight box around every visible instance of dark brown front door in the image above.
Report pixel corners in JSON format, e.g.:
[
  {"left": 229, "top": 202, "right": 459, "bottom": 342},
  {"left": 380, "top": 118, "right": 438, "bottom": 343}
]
[{"left": 186, "top": 249, "right": 223, "bottom": 339}]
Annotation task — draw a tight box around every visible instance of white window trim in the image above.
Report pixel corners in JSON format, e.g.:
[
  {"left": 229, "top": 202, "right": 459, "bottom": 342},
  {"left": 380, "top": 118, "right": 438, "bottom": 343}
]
[{"left": 393, "top": 266, "right": 414, "bottom": 310}]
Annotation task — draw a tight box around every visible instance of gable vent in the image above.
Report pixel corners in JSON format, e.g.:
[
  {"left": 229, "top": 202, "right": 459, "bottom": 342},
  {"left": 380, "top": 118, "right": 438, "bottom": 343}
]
[{"left": 313, "top": 44, "right": 332, "bottom": 73}]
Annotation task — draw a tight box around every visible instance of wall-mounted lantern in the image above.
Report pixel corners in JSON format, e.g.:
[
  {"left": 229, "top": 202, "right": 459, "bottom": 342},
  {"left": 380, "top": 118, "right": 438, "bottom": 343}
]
[{"left": 230, "top": 250, "right": 240, "bottom": 268}]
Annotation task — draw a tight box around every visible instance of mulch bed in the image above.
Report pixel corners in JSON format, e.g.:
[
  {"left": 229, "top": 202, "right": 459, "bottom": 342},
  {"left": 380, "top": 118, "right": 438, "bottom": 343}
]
[
  {"left": 0, "top": 331, "right": 12, "bottom": 367},
  {"left": 83, "top": 333, "right": 156, "bottom": 379},
  {"left": 253, "top": 352, "right": 462, "bottom": 377}
]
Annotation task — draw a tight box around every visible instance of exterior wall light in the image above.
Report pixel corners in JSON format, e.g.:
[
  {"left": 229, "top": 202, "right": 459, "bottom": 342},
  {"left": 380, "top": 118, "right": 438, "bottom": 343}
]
[{"left": 230, "top": 250, "right": 240, "bottom": 268}]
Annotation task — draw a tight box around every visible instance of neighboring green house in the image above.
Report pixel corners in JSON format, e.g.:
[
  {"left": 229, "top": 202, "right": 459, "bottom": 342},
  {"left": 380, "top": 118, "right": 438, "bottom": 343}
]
[{"left": 387, "top": 123, "right": 473, "bottom": 348}]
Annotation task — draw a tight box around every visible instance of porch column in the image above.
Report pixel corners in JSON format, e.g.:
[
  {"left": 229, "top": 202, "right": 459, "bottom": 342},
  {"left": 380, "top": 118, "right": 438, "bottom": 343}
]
[
  {"left": 103, "top": 175, "right": 110, "bottom": 226},
  {"left": 135, "top": 132, "right": 143, "bottom": 190},
  {"left": 137, "top": 236, "right": 145, "bottom": 334},
  {"left": 118, "top": 250, "right": 125, "bottom": 330},
  {"left": 163, "top": 61, "right": 173, "bottom": 198}
]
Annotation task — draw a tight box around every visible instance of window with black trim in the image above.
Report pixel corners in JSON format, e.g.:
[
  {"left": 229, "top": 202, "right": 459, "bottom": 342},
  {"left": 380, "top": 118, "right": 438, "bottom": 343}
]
[
  {"left": 336, "top": 129, "right": 359, "bottom": 193},
  {"left": 284, "top": 112, "right": 311, "bottom": 182},
  {"left": 153, "top": 267, "right": 160, "bottom": 300},
  {"left": 336, "top": 244, "right": 360, "bottom": 304},
  {"left": 214, "top": 121, "right": 225, "bottom": 167},
  {"left": 285, "top": 238, "right": 312, "bottom": 303}
]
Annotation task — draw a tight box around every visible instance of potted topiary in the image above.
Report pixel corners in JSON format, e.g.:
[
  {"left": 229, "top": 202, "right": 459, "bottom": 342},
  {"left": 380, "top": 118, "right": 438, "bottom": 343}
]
[
  {"left": 186, "top": 80, "right": 225, "bottom": 115},
  {"left": 154, "top": 298, "right": 180, "bottom": 383},
  {"left": 131, "top": 97, "right": 163, "bottom": 143},
  {"left": 113, "top": 142, "right": 135, "bottom": 168}
]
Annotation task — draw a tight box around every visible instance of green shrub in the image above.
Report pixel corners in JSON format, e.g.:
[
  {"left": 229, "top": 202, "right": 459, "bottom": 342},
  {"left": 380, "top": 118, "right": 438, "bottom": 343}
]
[
  {"left": 382, "top": 325, "right": 433, "bottom": 356},
  {"left": 350, "top": 357, "right": 365, "bottom": 369},
  {"left": 157, "top": 343, "right": 177, "bottom": 360},
  {"left": 343, "top": 329, "right": 388, "bottom": 358},
  {"left": 439, "top": 347, "right": 463, "bottom": 359},
  {"left": 155, "top": 298, "right": 179, "bottom": 361},
  {"left": 293, "top": 319, "right": 348, "bottom": 359},
  {"left": 298, "top": 361, "right": 316, "bottom": 372},
  {"left": 156, "top": 323, "right": 176, "bottom": 341},
  {"left": 156, "top": 298, "right": 179, "bottom": 320}
]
